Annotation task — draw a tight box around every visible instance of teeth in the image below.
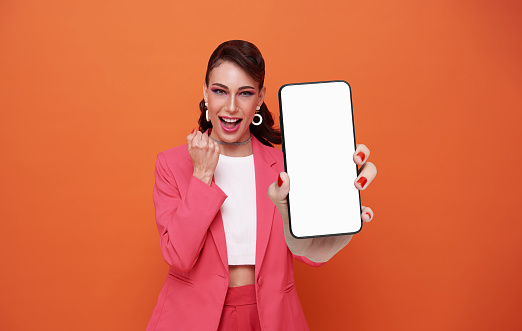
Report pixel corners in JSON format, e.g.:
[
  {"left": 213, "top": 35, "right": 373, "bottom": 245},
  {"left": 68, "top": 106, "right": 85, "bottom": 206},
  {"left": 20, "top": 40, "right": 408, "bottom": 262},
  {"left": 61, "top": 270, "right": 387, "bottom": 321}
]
[{"left": 222, "top": 117, "right": 239, "bottom": 123}]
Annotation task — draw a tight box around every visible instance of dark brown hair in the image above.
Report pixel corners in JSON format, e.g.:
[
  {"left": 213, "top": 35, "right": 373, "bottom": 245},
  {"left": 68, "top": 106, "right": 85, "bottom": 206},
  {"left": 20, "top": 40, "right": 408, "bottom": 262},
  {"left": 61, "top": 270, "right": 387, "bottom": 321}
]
[{"left": 198, "top": 40, "right": 281, "bottom": 146}]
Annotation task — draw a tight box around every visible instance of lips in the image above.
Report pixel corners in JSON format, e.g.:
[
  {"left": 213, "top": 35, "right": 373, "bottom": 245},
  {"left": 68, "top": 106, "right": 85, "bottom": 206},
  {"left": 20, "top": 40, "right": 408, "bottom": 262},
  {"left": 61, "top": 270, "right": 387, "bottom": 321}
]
[{"left": 219, "top": 116, "right": 242, "bottom": 132}]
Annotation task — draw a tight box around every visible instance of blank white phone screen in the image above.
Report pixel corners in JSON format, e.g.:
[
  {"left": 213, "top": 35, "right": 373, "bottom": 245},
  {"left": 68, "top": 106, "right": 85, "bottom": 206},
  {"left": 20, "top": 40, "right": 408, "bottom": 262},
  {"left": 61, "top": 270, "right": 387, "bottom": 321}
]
[{"left": 278, "top": 81, "right": 361, "bottom": 238}]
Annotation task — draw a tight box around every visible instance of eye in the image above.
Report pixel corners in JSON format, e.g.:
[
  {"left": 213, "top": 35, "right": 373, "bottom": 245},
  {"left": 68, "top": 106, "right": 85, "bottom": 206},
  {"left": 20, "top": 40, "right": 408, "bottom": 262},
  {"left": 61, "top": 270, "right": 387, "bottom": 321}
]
[
  {"left": 239, "top": 91, "right": 254, "bottom": 96},
  {"left": 211, "top": 88, "right": 226, "bottom": 95}
]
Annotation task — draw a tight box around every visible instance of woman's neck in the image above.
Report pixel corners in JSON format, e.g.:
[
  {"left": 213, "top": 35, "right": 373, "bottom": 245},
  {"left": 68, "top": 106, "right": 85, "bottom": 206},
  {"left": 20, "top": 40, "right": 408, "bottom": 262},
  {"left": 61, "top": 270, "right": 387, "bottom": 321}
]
[
  {"left": 218, "top": 142, "right": 253, "bottom": 157},
  {"left": 209, "top": 130, "right": 253, "bottom": 157}
]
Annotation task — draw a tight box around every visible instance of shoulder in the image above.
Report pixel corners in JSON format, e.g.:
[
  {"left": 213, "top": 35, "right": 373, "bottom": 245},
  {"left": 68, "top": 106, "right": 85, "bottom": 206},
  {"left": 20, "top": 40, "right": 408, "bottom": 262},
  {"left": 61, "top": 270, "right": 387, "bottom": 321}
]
[
  {"left": 253, "top": 139, "right": 284, "bottom": 172},
  {"left": 269, "top": 147, "right": 284, "bottom": 172},
  {"left": 252, "top": 136, "right": 282, "bottom": 158},
  {"left": 262, "top": 144, "right": 283, "bottom": 160},
  {"left": 159, "top": 144, "right": 189, "bottom": 160},
  {"left": 155, "top": 144, "right": 192, "bottom": 175}
]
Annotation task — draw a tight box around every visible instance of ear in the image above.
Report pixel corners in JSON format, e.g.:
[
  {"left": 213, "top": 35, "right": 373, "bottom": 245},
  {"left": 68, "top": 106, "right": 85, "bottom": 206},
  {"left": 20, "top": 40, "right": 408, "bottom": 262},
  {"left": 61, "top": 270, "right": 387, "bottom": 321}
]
[
  {"left": 203, "top": 82, "right": 209, "bottom": 104},
  {"left": 257, "top": 86, "right": 267, "bottom": 108}
]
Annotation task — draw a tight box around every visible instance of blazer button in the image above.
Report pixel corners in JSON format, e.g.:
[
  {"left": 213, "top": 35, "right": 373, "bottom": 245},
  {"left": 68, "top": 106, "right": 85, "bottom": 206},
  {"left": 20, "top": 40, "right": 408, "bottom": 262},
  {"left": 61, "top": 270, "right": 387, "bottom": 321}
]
[{"left": 257, "top": 277, "right": 262, "bottom": 286}]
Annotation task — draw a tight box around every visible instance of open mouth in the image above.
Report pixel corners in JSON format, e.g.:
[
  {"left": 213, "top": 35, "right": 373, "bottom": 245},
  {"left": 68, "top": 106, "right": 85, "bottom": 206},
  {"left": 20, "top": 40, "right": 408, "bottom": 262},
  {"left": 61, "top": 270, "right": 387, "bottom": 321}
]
[{"left": 219, "top": 116, "right": 242, "bottom": 131}]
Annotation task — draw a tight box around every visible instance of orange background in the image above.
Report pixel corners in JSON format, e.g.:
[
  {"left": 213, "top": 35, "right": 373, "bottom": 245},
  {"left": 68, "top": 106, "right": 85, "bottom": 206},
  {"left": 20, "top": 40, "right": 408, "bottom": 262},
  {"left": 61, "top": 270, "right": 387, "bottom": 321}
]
[{"left": 1, "top": 0, "right": 521, "bottom": 330}]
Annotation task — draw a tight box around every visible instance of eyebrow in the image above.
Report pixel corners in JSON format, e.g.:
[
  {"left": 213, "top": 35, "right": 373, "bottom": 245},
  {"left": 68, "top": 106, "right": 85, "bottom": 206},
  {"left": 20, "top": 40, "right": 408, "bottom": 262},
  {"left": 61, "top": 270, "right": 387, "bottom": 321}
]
[{"left": 211, "top": 83, "right": 256, "bottom": 90}]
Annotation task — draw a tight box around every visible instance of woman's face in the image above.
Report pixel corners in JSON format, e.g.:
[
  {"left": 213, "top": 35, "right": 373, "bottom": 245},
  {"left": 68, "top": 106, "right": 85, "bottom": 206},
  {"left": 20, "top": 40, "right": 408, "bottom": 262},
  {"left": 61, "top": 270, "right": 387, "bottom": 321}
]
[{"left": 203, "top": 61, "right": 265, "bottom": 144}]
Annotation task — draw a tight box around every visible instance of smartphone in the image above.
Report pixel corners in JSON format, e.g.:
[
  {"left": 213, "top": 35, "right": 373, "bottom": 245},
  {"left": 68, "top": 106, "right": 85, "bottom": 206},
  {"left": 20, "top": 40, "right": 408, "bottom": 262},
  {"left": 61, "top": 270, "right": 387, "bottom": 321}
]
[{"left": 278, "top": 80, "right": 362, "bottom": 238}]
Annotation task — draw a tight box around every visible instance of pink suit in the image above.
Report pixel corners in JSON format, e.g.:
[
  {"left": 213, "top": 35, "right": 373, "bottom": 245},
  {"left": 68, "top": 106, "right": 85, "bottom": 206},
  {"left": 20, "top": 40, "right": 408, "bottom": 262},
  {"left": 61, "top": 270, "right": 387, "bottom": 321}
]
[{"left": 147, "top": 135, "right": 325, "bottom": 331}]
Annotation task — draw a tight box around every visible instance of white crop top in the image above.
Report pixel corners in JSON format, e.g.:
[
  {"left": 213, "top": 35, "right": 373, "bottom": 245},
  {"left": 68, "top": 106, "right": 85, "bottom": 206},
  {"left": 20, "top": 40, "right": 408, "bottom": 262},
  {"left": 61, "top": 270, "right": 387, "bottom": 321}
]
[{"left": 213, "top": 154, "right": 257, "bottom": 265}]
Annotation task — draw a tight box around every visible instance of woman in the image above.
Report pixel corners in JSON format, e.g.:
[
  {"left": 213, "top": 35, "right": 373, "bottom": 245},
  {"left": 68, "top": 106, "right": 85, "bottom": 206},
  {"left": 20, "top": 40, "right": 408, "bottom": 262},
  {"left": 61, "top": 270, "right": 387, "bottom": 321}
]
[{"left": 147, "top": 40, "right": 377, "bottom": 331}]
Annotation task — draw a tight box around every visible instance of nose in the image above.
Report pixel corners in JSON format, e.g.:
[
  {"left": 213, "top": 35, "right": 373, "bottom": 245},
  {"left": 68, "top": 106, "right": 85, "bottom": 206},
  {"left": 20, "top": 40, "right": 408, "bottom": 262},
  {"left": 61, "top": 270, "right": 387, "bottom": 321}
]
[{"left": 226, "top": 95, "right": 238, "bottom": 113}]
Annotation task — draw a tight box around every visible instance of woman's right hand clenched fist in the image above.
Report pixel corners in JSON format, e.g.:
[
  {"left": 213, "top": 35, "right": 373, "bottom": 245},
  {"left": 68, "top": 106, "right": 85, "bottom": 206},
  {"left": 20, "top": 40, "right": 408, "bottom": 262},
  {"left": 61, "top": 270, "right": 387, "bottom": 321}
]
[{"left": 187, "top": 129, "right": 220, "bottom": 186}]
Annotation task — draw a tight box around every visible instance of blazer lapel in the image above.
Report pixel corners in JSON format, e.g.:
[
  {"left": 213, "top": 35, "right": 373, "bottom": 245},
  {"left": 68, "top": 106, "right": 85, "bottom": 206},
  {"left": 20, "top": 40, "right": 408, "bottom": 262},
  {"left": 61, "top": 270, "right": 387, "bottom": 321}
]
[
  {"left": 209, "top": 178, "right": 229, "bottom": 273},
  {"left": 252, "top": 136, "right": 279, "bottom": 278}
]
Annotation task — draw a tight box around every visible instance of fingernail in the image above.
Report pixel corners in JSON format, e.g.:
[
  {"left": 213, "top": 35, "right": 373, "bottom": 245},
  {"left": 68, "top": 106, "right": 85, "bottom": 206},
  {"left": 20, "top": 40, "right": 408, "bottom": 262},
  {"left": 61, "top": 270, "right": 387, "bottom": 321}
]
[
  {"left": 366, "top": 212, "right": 371, "bottom": 220},
  {"left": 191, "top": 128, "right": 195, "bottom": 134},
  {"left": 357, "top": 177, "right": 367, "bottom": 188},
  {"left": 277, "top": 174, "right": 283, "bottom": 187},
  {"left": 357, "top": 152, "right": 365, "bottom": 162}
]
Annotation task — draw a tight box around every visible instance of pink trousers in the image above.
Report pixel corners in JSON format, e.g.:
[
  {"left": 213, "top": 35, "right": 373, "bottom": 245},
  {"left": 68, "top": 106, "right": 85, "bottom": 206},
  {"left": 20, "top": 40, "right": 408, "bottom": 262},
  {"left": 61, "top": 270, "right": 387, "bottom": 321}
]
[{"left": 217, "top": 284, "right": 262, "bottom": 331}]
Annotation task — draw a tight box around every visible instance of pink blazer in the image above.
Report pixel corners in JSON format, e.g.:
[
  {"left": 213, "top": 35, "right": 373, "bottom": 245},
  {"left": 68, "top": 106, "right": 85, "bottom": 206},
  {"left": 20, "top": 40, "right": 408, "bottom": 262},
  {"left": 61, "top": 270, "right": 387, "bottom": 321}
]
[{"left": 146, "top": 135, "right": 325, "bottom": 331}]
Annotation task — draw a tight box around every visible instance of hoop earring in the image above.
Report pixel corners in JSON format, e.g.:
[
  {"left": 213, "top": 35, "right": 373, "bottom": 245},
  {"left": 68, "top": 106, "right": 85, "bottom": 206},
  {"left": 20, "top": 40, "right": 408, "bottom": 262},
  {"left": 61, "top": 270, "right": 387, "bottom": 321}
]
[
  {"left": 205, "top": 102, "right": 210, "bottom": 122},
  {"left": 252, "top": 113, "right": 263, "bottom": 126}
]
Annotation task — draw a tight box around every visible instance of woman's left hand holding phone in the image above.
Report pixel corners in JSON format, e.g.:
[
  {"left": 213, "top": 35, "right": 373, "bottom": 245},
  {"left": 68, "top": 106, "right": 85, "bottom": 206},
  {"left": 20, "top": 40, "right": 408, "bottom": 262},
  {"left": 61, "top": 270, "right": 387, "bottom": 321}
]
[
  {"left": 187, "top": 129, "right": 220, "bottom": 186},
  {"left": 269, "top": 143, "right": 377, "bottom": 262}
]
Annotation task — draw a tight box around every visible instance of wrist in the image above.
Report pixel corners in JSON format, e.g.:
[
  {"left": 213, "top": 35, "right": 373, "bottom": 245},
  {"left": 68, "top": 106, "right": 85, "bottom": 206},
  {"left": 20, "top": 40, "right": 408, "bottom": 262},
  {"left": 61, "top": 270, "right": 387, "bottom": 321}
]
[{"left": 193, "top": 170, "right": 213, "bottom": 186}]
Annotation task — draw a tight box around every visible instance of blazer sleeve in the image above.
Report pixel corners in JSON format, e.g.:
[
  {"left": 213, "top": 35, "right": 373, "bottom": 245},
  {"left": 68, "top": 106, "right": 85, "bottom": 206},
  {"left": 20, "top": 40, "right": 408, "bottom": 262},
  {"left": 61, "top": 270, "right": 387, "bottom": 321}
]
[
  {"left": 292, "top": 253, "right": 326, "bottom": 267},
  {"left": 153, "top": 152, "right": 227, "bottom": 272}
]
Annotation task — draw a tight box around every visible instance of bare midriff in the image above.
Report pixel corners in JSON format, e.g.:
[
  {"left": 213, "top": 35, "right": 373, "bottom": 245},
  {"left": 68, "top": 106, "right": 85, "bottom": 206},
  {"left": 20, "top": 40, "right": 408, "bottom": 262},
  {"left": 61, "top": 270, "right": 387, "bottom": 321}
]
[{"left": 228, "top": 265, "right": 255, "bottom": 287}]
